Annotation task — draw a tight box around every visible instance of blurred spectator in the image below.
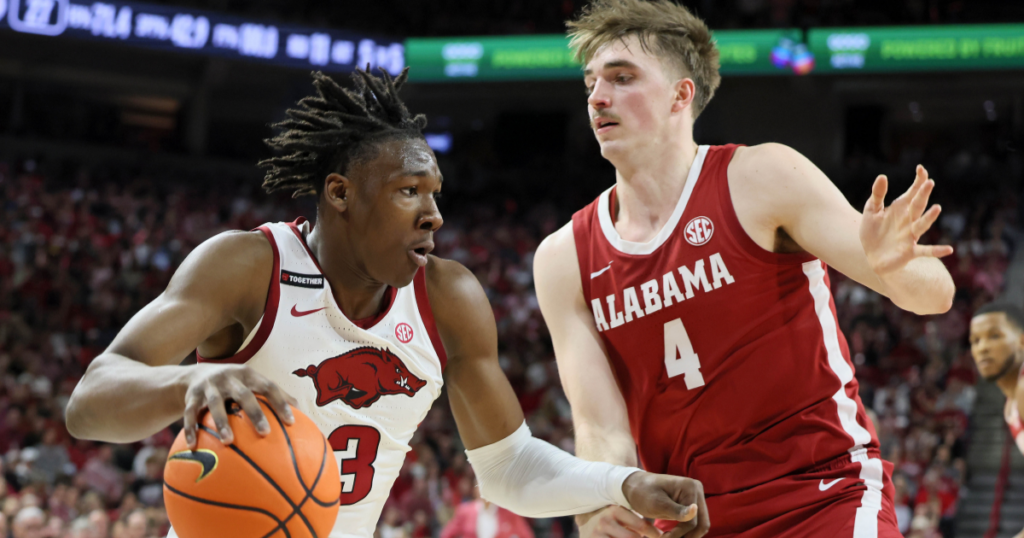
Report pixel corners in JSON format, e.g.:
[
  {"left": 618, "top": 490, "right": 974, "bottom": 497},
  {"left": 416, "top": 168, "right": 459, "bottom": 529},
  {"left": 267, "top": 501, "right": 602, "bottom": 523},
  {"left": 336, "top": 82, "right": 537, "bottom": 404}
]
[
  {"left": 12, "top": 506, "right": 45, "bottom": 538},
  {"left": 78, "top": 447, "right": 122, "bottom": 506},
  {"left": 440, "top": 485, "right": 534, "bottom": 538}
]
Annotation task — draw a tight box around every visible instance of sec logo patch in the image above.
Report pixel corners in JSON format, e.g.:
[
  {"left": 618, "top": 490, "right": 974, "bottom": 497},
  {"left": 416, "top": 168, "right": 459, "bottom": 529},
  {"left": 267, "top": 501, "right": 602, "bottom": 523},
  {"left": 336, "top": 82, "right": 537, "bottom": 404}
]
[
  {"left": 684, "top": 217, "right": 714, "bottom": 246},
  {"left": 395, "top": 323, "right": 414, "bottom": 343}
]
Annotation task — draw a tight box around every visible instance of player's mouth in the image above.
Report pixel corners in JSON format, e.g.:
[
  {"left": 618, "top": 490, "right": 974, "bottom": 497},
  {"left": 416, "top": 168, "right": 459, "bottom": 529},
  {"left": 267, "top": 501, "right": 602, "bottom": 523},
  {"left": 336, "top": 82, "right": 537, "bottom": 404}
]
[
  {"left": 593, "top": 117, "right": 619, "bottom": 134},
  {"left": 408, "top": 239, "right": 434, "bottom": 268}
]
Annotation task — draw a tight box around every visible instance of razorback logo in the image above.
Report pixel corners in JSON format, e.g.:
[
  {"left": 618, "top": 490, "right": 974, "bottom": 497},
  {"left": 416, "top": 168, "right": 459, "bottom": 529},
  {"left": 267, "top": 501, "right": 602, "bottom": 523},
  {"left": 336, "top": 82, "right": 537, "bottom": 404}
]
[{"left": 293, "top": 346, "right": 426, "bottom": 409}]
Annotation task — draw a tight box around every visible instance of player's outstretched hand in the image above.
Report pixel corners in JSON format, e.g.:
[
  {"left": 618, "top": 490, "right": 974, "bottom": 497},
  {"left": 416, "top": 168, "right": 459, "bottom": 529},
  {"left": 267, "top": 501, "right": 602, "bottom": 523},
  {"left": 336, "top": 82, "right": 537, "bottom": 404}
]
[
  {"left": 182, "top": 363, "right": 298, "bottom": 449},
  {"left": 860, "top": 164, "right": 954, "bottom": 276},
  {"left": 622, "top": 471, "right": 709, "bottom": 538}
]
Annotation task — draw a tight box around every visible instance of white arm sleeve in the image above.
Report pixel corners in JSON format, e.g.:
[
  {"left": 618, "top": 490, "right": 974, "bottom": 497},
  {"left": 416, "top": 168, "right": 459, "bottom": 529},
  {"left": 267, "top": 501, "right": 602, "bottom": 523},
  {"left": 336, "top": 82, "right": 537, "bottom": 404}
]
[{"left": 465, "top": 421, "right": 642, "bottom": 518}]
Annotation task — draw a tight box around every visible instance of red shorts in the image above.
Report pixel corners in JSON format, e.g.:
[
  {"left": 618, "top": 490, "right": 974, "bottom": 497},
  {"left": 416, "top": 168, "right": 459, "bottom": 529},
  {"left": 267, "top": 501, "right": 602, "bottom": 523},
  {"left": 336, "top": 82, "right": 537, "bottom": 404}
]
[{"left": 656, "top": 453, "right": 901, "bottom": 538}]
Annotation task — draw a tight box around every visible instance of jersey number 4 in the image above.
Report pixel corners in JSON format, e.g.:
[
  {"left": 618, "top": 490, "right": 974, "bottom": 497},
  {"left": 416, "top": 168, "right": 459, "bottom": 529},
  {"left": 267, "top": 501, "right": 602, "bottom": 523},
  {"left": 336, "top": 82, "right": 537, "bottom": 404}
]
[
  {"left": 328, "top": 425, "right": 381, "bottom": 505},
  {"left": 664, "top": 318, "right": 705, "bottom": 389}
]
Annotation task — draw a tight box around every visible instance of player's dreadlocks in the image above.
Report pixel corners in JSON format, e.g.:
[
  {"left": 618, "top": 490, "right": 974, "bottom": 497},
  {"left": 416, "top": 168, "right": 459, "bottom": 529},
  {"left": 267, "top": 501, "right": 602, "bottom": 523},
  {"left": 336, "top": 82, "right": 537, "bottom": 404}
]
[{"left": 259, "top": 67, "right": 427, "bottom": 198}]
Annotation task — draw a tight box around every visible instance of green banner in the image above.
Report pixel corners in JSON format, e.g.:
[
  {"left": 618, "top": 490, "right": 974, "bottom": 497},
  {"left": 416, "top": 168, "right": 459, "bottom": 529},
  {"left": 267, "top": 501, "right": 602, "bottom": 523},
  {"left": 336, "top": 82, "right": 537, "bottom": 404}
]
[
  {"left": 809, "top": 24, "right": 1024, "bottom": 73},
  {"left": 404, "top": 30, "right": 802, "bottom": 82}
]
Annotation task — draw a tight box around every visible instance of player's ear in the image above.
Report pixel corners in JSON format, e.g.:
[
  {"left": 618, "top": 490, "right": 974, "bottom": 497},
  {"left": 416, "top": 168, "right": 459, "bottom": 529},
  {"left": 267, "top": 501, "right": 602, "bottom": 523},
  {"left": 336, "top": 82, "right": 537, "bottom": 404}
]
[
  {"left": 323, "top": 173, "right": 351, "bottom": 214},
  {"left": 671, "top": 78, "right": 696, "bottom": 115}
]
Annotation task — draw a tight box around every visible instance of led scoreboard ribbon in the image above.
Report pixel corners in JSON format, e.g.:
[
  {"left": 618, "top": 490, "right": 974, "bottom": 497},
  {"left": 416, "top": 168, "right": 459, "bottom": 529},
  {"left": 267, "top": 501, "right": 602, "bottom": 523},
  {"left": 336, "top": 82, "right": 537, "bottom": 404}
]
[
  {"left": 3, "top": 2, "right": 1021, "bottom": 80},
  {"left": 808, "top": 24, "right": 1024, "bottom": 73},
  {"left": 0, "top": 0, "right": 405, "bottom": 74},
  {"left": 404, "top": 30, "right": 805, "bottom": 82}
]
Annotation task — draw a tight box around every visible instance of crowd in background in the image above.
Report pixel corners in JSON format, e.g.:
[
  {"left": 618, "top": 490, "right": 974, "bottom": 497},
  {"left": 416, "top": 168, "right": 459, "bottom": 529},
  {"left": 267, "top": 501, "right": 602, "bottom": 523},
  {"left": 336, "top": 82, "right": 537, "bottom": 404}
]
[{"left": 0, "top": 147, "right": 1018, "bottom": 538}]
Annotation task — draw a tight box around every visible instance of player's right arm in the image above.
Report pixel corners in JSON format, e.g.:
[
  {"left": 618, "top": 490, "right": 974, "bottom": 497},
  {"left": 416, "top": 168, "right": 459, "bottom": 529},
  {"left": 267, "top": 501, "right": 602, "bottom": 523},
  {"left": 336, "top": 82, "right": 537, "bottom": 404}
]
[
  {"left": 65, "top": 231, "right": 295, "bottom": 448},
  {"left": 534, "top": 224, "right": 708, "bottom": 538}
]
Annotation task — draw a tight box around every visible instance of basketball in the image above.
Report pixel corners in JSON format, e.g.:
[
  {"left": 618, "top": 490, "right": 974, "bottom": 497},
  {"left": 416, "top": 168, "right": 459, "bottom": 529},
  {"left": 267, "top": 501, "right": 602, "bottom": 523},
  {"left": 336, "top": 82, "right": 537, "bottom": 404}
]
[{"left": 163, "top": 398, "right": 341, "bottom": 538}]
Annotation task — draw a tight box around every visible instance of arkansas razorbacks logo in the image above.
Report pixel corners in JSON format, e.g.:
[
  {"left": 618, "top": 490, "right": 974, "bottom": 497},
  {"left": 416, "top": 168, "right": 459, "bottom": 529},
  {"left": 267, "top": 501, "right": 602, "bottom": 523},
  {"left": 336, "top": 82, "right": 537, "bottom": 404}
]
[{"left": 293, "top": 347, "right": 427, "bottom": 409}]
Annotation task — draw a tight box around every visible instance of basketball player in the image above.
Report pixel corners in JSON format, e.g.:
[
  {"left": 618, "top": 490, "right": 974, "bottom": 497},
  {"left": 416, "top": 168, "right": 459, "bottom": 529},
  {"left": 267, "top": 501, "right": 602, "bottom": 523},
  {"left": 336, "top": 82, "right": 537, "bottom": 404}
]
[
  {"left": 969, "top": 303, "right": 1024, "bottom": 458},
  {"left": 65, "top": 69, "right": 705, "bottom": 538},
  {"left": 533, "top": 1, "right": 956, "bottom": 537}
]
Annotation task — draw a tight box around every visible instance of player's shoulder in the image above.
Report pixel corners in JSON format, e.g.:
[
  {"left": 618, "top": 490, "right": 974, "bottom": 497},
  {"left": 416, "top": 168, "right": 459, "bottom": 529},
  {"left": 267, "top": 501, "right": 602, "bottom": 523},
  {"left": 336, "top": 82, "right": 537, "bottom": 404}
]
[
  {"left": 166, "top": 229, "right": 273, "bottom": 304},
  {"left": 424, "top": 255, "right": 492, "bottom": 322},
  {"left": 535, "top": 221, "right": 577, "bottom": 272},
  {"left": 423, "top": 255, "right": 496, "bottom": 362},
  {"left": 179, "top": 230, "right": 273, "bottom": 276},
  {"left": 729, "top": 142, "right": 826, "bottom": 201},
  {"left": 533, "top": 222, "right": 583, "bottom": 302},
  {"left": 730, "top": 142, "right": 808, "bottom": 180}
]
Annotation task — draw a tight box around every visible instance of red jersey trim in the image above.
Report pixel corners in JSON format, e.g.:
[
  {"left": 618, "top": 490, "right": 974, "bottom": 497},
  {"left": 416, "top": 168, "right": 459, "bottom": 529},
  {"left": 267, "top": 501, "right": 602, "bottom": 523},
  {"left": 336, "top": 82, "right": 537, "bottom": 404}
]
[
  {"left": 572, "top": 214, "right": 595, "bottom": 306},
  {"left": 350, "top": 287, "right": 398, "bottom": 330},
  {"left": 197, "top": 226, "right": 281, "bottom": 364},
  {"left": 285, "top": 218, "right": 397, "bottom": 331},
  {"left": 413, "top": 266, "right": 448, "bottom": 371},
  {"left": 714, "top": 144, "right": 816, "bottom": 266}
]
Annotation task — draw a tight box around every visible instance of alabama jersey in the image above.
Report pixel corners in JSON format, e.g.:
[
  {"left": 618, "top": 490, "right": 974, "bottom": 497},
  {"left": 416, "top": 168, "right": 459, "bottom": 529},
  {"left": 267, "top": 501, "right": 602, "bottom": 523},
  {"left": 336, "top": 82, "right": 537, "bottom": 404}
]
[
  {"left": 572, "top": 145, "right": 898, "bottom": 537},
  {"left": 176, "top": 218, "right": 447, "bottom": 538}
]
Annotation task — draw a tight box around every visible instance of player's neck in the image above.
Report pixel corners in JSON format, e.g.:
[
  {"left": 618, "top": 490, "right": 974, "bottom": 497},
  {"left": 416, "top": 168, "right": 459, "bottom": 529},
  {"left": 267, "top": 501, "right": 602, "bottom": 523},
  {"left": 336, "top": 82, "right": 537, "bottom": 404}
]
[
  {"left": 996, "top": 353, "right": 1023, "bottom": 399},
  {"left": 610, "top": 138, "right": 699, "bottom": 240},
  {"left": 305, "top": 225, "right": 390, "bottom": 321}
]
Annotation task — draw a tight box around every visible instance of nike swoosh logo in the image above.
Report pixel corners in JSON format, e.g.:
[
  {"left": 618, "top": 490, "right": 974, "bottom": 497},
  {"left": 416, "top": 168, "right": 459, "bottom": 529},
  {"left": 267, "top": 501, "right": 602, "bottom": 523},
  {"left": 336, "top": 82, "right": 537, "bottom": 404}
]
[
  {"left": 169, "top": 449, "right": 218, "bottom": 482},
  {"left": 590, "top": 262, "right": 613, "bottom": 279},
  {"left": 291, "top": 305, "right": 326, "bottom": 317},
  {"left": 819, "top": 478, "right": 843, "bottom": 491}
]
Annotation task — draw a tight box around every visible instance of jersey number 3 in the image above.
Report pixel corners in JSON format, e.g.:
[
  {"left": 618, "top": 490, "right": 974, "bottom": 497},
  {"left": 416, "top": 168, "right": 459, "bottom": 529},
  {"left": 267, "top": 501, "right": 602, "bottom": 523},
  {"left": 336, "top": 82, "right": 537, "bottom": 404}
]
[
  {"left": 328, "top": 425, "right": 381, "bottom": 505},
  {"left": 664, "top": 318, "right": 705, "bottom": 389}
]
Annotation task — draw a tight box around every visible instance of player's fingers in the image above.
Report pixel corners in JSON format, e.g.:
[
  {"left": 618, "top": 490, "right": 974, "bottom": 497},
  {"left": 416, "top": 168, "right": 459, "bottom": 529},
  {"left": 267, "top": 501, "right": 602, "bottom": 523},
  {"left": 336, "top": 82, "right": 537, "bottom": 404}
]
[
  {"left": 612, "top": 508, "right": 661, "bottom": 538},
  {"left": 231, "top": 381, "right": 271, "bottom": 436},
  {"left": 913, "top": 164, "right": 927, "bottom": 185},
  {"left": 594, "top": 512, "right": 645, "bottom": 538},
  {"left": 685, "top": 485, "right": 710, "bottom": 538},
  {"left": 908, "top": 179, "right": 934, "bottom": 220},
  {"left": 599, "top": 522, "right": 644, "bottom": 538},
  {"left": 182, "top": 399, "right": 200, "bottom": 450},
  {"left": 904, "top": 164, "right": 927, "bottom": 199},
  {"left": 911, "top": 205, "right": 942, "bottom": 239},
  {"left": 917, "top": 164, "right": 930, "bottom": 185},
  {"left": 662, "top": 521, "right": 697, "bottom": 538},
  {"left": 204, "top": 387, "right": 233, "bottom": 444},
  {"left": 259, "top": 381, "right": 297, "bottom": 425},
  {"left": 865, "top": 176, "right": 887, "bottom": 214},
  {"left": 633, "top": 520, "right": 663, "bottom": 538},
  {"left": 914, "top": 243, "right": 955, "bottom": 259}
]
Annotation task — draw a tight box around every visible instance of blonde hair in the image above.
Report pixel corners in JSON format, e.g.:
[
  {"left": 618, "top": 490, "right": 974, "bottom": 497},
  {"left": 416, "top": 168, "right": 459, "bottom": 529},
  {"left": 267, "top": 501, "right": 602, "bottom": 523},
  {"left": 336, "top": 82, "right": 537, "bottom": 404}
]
[{"left": 567, "top": 0, "right": 721, "bottom": 118}]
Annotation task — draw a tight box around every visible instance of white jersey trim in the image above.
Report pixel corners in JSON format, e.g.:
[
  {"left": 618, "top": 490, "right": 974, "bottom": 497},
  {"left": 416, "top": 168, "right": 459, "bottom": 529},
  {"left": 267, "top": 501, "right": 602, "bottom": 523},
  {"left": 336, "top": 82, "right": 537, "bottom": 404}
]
[
  {"left": 803, "top": 260, "right": 883, "bottom": 538},
  {"left": 597, "top": 145, "right": 709, "bottom": 256}
]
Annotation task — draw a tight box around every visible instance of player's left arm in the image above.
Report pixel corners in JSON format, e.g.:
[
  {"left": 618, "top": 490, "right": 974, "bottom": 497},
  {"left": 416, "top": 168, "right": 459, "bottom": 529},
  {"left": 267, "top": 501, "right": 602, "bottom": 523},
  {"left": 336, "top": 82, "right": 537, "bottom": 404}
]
[
  {"left": 730, "top": 143, "right": 955, "bottom": 315},
  {"left": 428, "top": 256, "right": 700, "bottom": 530}
]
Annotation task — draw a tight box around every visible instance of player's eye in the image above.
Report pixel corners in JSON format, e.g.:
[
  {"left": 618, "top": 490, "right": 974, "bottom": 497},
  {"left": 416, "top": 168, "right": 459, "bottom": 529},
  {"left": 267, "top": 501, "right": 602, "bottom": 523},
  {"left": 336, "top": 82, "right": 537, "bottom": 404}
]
[
  {"left": 403, "top": 187, "right": 417, "bottom": 196},
  {"left": 615, "top": 74, "right": 632, "bottom": 83},
  {"left": 432, "top": 192, "right": 442, "bottom": 201}
]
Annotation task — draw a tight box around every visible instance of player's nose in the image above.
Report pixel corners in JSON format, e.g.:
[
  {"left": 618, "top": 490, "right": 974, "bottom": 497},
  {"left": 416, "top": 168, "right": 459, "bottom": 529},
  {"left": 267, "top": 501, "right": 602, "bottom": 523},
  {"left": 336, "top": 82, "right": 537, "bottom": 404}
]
[
  {"left": 588, "top": 80, "right": 611, "bottom": 110},
  {"left": 418, "top": 203, "right": 443, "bottom": 232}
]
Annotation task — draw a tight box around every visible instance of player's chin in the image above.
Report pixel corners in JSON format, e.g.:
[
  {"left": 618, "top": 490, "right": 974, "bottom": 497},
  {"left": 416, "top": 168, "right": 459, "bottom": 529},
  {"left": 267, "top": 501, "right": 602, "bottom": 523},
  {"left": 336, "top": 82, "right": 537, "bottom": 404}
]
[
  {"left": 597, "top": 139, "right": 628, "bottom": 158},
  {"left": 385, "top": 253, "right": 421, "bottom": 288}
]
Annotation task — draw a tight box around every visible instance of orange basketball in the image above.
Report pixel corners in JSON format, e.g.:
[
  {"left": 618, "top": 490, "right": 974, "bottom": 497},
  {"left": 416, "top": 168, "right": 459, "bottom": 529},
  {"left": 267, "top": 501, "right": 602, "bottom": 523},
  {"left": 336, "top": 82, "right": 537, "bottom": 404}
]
[{"left": 164, "top": 398, "right": 340, "bottom": 538}]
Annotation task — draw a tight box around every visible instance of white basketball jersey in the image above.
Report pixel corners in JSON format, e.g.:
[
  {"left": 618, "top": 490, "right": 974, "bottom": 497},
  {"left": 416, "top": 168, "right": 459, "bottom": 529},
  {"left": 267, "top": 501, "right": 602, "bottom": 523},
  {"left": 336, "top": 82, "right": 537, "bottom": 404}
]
[{"left": 171, "top": 219, "right": 447, "bottom": 538}]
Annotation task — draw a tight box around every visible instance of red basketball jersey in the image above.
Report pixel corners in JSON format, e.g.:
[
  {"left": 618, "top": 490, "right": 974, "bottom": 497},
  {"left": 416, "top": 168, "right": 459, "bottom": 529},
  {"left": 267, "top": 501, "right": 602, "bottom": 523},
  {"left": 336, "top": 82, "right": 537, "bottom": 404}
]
[{"left": 571, "top": 145, "right": 884, "bottom": 498}]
